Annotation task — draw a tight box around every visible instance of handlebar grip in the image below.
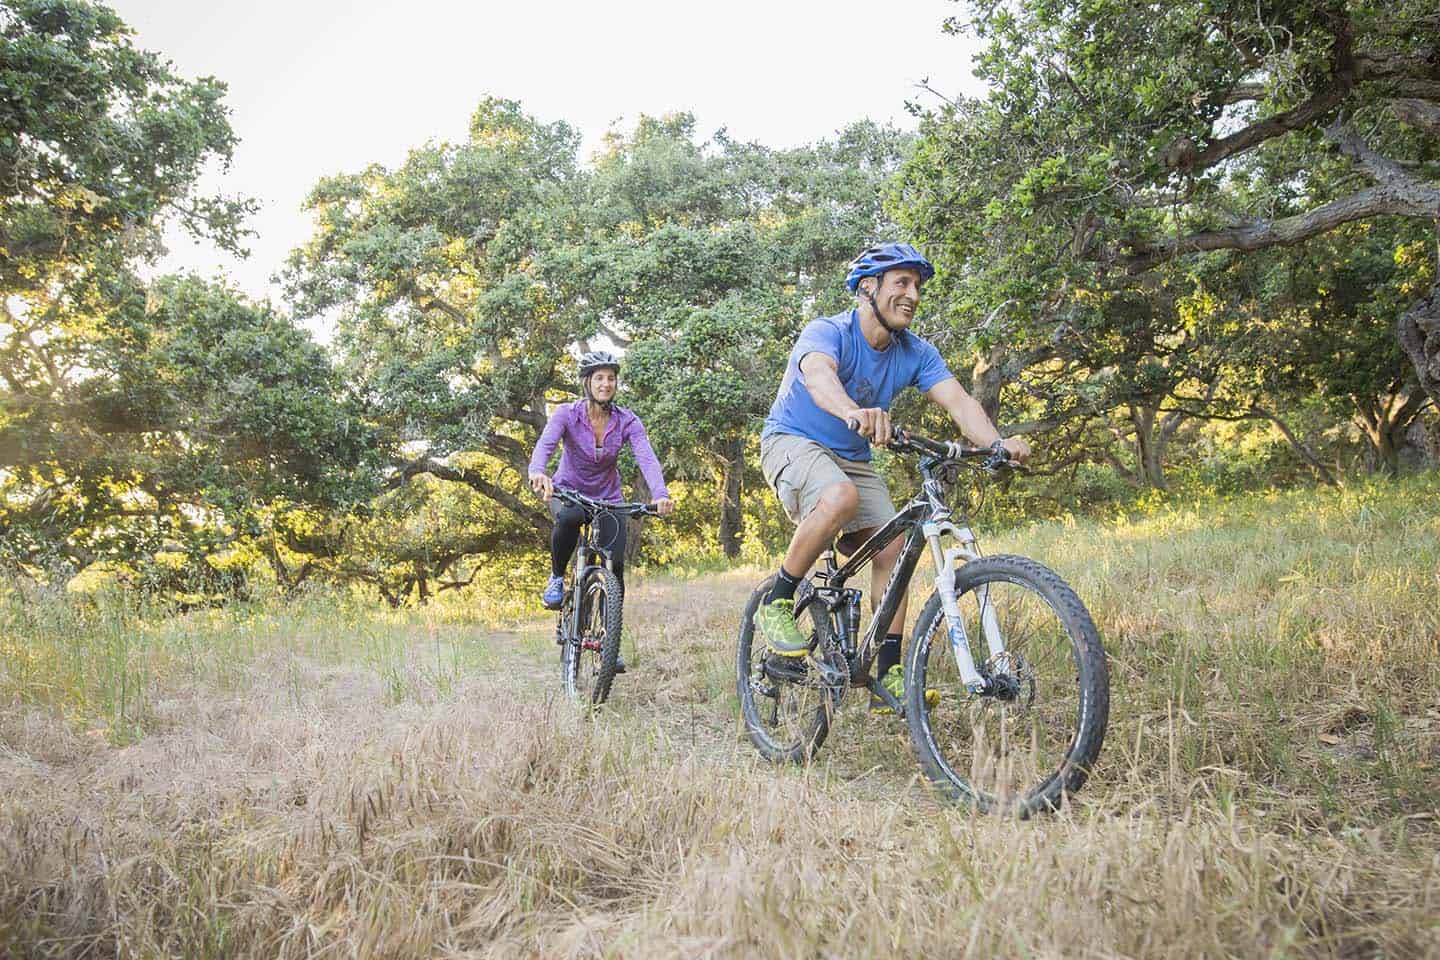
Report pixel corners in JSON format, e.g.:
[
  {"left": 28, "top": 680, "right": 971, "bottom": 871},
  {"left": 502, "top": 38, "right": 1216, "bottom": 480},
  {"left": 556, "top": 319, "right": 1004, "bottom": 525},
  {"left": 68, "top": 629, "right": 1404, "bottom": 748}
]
[{"left": 845, "top": 417, "right": 860, "bottom": 432}]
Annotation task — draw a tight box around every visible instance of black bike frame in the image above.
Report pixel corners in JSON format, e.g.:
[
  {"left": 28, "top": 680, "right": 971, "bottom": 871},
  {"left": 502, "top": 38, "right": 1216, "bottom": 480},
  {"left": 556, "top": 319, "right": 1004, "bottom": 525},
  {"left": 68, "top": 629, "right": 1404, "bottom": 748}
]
[
  {"left": 797, "top": 461, "right": 950, "bottom": 681},
  {"left": 555, "top": 492, "right": 651, "bottom": 641}
]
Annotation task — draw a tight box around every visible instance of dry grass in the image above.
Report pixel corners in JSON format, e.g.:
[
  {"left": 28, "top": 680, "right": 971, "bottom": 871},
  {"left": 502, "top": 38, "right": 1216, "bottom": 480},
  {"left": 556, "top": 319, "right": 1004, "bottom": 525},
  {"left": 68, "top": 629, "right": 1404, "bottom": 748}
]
[{"left": 2, "top": 476, "right": 1439, "bottom": 957}]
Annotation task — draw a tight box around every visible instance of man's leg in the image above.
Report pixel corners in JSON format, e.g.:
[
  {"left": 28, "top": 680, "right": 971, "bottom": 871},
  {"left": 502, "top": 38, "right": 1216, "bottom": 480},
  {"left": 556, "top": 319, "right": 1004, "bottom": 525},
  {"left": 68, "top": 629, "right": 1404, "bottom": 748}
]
[
  {"left": 834, "top": 459, "right": 936, "bottom": 711},
  {"left": 782, "top": 481, "right": 858, "bottom": 581},
  {"left": 756, "top": 480, "right": 858, "bottom": 656},
  {"left": 871, "top": 537, "right": 938, "bottom": 710}
]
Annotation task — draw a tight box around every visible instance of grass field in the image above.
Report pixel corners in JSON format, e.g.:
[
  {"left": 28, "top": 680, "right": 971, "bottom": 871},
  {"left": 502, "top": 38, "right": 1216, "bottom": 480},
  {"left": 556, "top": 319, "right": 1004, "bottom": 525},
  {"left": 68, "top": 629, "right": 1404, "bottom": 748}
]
[{"left": 2, "top": 476, "right": 1438, "bottom": 958}]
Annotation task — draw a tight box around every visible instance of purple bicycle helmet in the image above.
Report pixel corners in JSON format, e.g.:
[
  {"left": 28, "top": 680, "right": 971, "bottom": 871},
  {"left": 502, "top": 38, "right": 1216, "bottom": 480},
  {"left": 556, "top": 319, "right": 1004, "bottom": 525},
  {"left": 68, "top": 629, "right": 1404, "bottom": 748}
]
[{"left": 844, "top": 242, "right": 935, "bottom": 292}]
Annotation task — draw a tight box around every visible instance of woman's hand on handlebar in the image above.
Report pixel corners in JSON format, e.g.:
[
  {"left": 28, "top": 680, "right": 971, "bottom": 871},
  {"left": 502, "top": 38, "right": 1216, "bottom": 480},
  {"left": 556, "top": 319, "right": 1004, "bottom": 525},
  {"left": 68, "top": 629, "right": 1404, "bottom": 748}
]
[
  {"left": 529, "top": 472, "right": 554, "bottom": 503},
  {"left": 843, "top": 407, "right": 893, "bottom": 445},
  {"left": 651, "top": 497, "right": 674, "bottom": 516}
]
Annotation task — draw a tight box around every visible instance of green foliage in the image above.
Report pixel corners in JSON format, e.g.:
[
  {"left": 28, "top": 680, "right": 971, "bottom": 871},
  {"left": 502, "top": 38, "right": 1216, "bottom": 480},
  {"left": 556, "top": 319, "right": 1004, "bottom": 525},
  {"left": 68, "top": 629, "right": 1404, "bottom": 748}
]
[
  {"left": 1, "top": 0, "right": 253, "bottom": 294},
  {"left": 599, "top": 118, "right": 911, "bottom": 553},
  {"left": 900, "top": 0, "right": 1438, "bottom": 490},
  {"left": 0, "top": 274, "right": 379, "bottom": 585},
  {"left": 0, "top": 2, "right": 376, "bottom": 592},
  {"left": 284, "top": 97, "right": 584, "bottom": 533},
  {"left": 284, "top": 103, "right": 912, "bottom": 568},
  {"left": 4, "top": 0, "right": 1436, "bottom": 602}
]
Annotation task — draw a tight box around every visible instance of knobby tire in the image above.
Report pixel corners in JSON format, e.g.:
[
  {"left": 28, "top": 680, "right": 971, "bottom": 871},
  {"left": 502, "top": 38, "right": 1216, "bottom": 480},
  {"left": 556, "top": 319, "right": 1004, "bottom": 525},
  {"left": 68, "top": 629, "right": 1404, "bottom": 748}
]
[
  {"left": 562, "top": 566, "right": 624, "bottom": 707},
  {"left": 904, "top": 554, "right": 1109, "bottom": 816},
  {"left": 735, "top": 575, "right": 844, "bottom": 763}
]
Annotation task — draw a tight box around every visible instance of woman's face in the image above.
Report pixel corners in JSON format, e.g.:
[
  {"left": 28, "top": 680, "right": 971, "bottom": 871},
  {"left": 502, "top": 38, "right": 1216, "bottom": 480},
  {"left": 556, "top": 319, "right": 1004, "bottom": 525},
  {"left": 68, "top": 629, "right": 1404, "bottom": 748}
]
[{"left": 588, "top": 368, "right": 617, "bottom": 402}]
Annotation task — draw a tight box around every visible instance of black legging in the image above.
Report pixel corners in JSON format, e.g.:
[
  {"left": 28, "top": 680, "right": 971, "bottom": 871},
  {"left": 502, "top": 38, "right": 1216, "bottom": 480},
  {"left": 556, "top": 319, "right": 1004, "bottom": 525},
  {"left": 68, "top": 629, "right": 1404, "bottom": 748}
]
[{"left": 550, "top": 504, "right": 627, "bottom": 595}]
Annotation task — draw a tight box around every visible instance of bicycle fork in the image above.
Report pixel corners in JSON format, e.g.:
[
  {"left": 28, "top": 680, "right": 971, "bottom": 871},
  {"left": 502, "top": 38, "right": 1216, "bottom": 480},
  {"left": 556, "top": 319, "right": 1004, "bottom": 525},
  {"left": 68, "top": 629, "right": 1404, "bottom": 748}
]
[{"left": 923, "top": 521, "right": 1003, "bottom": 694}]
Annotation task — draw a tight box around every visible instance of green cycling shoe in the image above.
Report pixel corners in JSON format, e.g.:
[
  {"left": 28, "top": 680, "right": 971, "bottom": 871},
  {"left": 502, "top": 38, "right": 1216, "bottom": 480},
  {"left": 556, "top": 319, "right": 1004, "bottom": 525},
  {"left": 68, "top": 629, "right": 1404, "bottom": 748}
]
[
  {"left": 870, "top": 665, "right": 940, "bottom": 716},
  {"left": 753, "top": 599, "right": 811, "bottom": 658}
]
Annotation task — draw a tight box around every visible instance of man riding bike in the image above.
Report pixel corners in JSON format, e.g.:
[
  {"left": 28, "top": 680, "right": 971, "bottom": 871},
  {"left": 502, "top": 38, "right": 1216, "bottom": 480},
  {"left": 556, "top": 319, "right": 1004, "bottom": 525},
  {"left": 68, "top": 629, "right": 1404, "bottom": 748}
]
[
  {"left": 755, "top": 243, "right": 1031, "bottom": 711},
  {"left": 529, "top": 350, "right": 674, "bottom": 670}
]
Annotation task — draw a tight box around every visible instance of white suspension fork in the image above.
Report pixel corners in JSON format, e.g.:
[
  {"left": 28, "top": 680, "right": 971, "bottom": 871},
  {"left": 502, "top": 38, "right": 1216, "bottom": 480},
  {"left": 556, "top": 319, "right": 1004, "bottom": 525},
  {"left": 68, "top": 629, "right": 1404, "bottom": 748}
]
[{"left": 924, "top": 522, "right": 988, "bottom": 693}]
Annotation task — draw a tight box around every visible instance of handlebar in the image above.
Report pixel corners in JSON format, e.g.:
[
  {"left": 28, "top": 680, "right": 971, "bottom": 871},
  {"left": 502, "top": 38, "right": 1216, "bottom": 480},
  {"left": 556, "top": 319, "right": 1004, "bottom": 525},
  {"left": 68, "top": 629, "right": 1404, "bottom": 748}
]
[
  {"left": 552, "top": 487, "right": 663, "bottom": 517},
  {"left": 844, "top": 417, "right": 1024, "bottom": 472}
]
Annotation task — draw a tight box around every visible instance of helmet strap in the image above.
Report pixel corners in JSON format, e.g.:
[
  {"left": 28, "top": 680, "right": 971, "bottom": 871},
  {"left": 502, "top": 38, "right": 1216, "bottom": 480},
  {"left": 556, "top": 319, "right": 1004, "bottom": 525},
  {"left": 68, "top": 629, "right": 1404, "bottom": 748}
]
[
  {"left": 861, "top": 280, "right": 901, "bottom": 338},
  {"left": 583, "top": 375, "right": 614, "bottom": 411}
]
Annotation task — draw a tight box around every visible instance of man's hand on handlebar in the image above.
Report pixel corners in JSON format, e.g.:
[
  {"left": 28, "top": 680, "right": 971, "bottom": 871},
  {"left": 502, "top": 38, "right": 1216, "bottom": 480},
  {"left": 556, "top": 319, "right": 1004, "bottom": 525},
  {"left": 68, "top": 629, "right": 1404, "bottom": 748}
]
[
  {"left": 651, "top": 497, "right": 674, "bottom": 516},
  {"left": 843, "top": 407, "right": 893, "bottom": 445},
  {"left": 1000, "top": 437, "right": 1032, "bottom": 463},
  {"left": 529, "top": 472, "right": 554, "bottom": 503}
]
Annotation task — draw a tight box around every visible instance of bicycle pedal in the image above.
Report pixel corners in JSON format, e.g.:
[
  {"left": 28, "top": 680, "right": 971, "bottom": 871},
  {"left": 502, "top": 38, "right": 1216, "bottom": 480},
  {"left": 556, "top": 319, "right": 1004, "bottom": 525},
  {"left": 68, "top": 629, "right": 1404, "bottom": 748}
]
[
  {"left": 806, "top": 652, "right": 848, "bottom": 688},
  {"left": 762, "top": 655, "right": 809, "bottom": 685}
]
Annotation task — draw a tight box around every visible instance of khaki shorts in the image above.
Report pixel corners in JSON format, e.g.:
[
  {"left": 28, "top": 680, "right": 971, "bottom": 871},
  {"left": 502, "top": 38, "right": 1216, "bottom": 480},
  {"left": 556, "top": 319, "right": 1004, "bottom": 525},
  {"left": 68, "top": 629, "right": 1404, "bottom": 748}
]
[{"left": 759, "top": 433, "right": 896, "bottom": 534}]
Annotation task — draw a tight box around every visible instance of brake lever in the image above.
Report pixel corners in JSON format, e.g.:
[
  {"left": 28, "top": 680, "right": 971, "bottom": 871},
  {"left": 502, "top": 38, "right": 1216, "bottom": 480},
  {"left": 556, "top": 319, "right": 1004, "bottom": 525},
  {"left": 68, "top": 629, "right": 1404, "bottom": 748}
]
[
  {"left": 983, "top": 454, "right": 1032, "bottom": 477},
  {"left": 982, "top": 449, "right": 1016, "bottom": 473}
]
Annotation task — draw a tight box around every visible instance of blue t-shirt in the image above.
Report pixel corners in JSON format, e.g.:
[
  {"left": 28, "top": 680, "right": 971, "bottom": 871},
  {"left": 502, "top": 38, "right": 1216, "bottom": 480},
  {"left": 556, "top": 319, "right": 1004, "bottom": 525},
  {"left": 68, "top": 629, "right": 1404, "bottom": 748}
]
[{"left": 762, "top": 309, "right": 954, "bottom": 462}]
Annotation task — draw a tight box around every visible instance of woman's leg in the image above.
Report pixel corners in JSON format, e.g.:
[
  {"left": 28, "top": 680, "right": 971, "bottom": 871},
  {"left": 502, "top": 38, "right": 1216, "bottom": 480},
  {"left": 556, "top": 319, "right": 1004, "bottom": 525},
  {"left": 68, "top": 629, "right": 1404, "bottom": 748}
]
[{"left": 549, "top": 504, "right": 586, "bottom": 579}]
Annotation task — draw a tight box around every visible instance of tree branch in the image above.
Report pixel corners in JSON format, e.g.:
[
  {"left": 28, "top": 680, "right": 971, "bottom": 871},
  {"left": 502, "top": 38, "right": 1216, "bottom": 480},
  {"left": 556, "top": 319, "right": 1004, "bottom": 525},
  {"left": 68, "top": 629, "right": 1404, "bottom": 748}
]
[
  {"left": 1169, "top": 85, "right": 1350, "bottom": 174},
  {"left": 597, "top": 319, "right": 633, "bottom": 348},
  {"left": 1356, "top": 50, "right": 1440, "bottom": 85},
  {"left": 1389, "top": 98, "right": 1440, "bottom": 137},
  {"left": 1219, "top": 82, "right": 1267, "bottom": 105},
  {"left": 1249, "top": 403, "right": 1339, "bottom": 486},
  {"left": 498, "top": 403, "right": 547, "bottom": 432},
  {"left": 390, "top": 456, "right": 549, "bottom": 534},
  {"left": 1123, "top": 184, "right": 1427, "bottom": 271}
]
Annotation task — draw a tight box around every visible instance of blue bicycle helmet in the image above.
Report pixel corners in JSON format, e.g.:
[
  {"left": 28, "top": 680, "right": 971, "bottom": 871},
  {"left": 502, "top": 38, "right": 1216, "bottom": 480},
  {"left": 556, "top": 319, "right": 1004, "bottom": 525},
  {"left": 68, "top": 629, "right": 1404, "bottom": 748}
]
[{"left": 844, "top": 242, "right": 935, "bottom": 292}]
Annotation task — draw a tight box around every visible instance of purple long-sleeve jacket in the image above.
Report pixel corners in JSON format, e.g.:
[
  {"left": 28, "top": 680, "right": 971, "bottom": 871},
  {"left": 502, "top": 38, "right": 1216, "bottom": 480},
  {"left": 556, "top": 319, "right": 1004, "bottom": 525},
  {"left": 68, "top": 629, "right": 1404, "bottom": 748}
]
[{"left": 528, "top": 400, "right": 670, "bottom": 503}]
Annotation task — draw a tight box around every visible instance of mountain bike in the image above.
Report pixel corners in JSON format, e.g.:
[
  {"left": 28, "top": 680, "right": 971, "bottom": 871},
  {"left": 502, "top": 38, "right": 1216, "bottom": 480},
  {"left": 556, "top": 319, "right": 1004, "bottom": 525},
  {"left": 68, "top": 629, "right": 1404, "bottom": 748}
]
[
  {"left": 553, "top": 488, "right": 659, "bottom": 706},
  {"left": 735, "top": 427, "right": 1109, "bottom": 816}
]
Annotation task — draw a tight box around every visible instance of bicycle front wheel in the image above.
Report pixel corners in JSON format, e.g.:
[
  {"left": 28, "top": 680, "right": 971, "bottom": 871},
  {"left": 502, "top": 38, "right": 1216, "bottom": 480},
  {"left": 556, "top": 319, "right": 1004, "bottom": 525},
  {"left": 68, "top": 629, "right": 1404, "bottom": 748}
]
[
  {"left": 561, "top": 566, "right": 624, "bottom": 706},
  {"left": 735, "top": 575, "right": 845, "bottom": 763},
  {"left": 905, "top": 554, "right": 1109, "bottom": 816}
]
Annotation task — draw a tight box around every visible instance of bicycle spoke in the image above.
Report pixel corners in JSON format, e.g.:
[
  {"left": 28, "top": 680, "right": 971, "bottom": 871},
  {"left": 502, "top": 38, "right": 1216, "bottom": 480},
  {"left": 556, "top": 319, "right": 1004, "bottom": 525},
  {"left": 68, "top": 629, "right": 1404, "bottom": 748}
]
[
  {"left": 908, "top": 557, "right": 1107, "bottom": 815},
  {"left": 737, "top": 578, "right": 844, "bottom": 763}
]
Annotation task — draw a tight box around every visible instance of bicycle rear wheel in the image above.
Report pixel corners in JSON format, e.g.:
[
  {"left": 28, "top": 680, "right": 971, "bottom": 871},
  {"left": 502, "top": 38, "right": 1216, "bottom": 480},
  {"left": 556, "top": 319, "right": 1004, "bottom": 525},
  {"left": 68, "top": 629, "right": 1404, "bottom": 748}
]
[
  {"left": 561, "top": 566, "right": 624, "bottom": 706},
  {"left": 905, "top": 554, "right": 1109, "bottom": 816},
  {"left": 735, "top": 576, "right": 846, "bottom": 763}
]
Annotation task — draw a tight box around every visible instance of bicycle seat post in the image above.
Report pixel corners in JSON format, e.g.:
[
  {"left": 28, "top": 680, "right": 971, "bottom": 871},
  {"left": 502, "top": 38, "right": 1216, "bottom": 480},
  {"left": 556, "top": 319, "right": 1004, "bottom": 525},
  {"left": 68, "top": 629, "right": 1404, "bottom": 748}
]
[{"left": 816, "top": 547, "right": 839, "bottom": 583}]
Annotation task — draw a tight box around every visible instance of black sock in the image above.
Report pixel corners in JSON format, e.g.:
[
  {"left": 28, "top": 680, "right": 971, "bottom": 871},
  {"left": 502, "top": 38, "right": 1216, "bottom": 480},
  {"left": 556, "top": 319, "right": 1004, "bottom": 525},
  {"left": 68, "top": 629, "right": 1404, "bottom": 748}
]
[
  {"left": 877, "top": 633, "right": 903, "bottom": 679},
  {"left": 766, "top": 565, "right": 802, "bottom": 604}
]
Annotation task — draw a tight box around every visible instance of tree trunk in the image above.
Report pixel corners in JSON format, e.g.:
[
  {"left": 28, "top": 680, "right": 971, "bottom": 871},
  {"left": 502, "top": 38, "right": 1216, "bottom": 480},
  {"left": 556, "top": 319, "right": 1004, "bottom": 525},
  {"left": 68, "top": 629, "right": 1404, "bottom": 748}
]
[
  {"left": 1397, "top": 282, "right": 1440, "bottom": 411},
  {"left": 1352, "top": 389, "right": 1430, "bottom": 476},
  {"left": 716, "top": 438, "right": 745, "bottom": 559},
  {"left": 624, "top": 472, "right": 650, "bottom": 568},
  {"left": 1130, "top": 404, "right": 1168, "bottom": 489},
  {"left": 970, "top": 347, "right": 1007, "bottom": 423}
]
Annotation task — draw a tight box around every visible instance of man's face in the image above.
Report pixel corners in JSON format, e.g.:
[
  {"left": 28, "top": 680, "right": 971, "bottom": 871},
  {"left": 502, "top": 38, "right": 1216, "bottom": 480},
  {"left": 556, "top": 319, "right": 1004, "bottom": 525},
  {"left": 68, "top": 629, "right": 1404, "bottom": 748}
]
[
  {"left": 864, "top": 268, "right": 923, "bottom": 330},
  {"left": 588, "top": 368, "right": 617, "bottom": 402}
]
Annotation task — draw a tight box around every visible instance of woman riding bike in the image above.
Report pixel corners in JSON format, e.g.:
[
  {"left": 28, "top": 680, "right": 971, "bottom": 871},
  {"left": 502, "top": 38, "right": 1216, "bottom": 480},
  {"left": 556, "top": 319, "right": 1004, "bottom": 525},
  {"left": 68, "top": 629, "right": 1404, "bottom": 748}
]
[{"left": 528, "top": 351, "right": 674, "bottom": 668}]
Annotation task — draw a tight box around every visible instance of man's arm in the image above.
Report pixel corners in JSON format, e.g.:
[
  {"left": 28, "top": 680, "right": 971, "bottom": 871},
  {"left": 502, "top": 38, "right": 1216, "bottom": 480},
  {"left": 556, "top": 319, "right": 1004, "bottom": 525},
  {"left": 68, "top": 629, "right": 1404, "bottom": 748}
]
[
  {"left": 799, "top": 352, "right": 893, "bottom": 442},
  {"left": 925, "top": 377, "right": 1031, "bottom": 460}
]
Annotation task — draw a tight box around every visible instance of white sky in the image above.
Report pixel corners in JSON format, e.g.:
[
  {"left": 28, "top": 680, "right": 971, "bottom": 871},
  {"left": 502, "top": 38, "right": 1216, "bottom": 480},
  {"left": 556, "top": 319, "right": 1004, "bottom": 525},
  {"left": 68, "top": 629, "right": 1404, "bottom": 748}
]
[{"left": 109, "top": 0, "right": 986, "bottom": 305}]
